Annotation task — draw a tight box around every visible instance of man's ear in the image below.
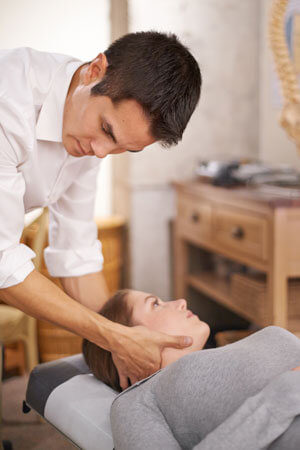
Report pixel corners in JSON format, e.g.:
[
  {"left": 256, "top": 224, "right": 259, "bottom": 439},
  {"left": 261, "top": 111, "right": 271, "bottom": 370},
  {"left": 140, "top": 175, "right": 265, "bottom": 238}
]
[{"left": 83, "top": 53, "right": 108, "bottom": 85}]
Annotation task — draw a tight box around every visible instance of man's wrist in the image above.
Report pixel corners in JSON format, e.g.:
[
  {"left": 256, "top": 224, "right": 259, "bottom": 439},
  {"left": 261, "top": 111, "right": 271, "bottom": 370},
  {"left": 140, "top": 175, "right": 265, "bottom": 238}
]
[
  {"left": 90, "top": 316, "right": 131, "bottom": 353},
  {"left": 109, "top": 322, "right": 132, "bottom": 353}
]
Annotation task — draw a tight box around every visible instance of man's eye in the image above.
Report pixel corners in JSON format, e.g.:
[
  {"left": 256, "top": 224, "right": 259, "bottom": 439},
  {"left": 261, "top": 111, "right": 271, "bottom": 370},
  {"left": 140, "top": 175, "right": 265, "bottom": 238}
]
[{"left": 102, "top": 125, "right": 109, "bottom": 135}]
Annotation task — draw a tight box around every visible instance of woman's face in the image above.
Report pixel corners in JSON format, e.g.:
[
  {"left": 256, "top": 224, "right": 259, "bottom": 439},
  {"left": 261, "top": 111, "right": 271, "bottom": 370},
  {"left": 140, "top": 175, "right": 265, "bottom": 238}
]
[{"left": 127, "top": 290, "right": 210, "bottom": 367}]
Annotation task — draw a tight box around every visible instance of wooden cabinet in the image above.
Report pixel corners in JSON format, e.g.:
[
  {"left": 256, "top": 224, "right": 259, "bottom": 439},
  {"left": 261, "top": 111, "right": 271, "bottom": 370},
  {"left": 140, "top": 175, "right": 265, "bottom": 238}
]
[
  {"left": 177, "top": 195, "right": 212, "bottom": 239},
  {"left": 173, "top": 180, "right": 300, "bottom": 336},
  {"left": 213, "top": 206, "right": 269, "bottom": 262}
]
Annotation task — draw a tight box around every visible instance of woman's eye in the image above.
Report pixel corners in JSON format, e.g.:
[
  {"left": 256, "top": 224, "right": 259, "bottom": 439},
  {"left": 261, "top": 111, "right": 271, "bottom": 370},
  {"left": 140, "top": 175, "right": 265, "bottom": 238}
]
[{"left": 153, "top": 299, "right": 160, "bottom": 308}]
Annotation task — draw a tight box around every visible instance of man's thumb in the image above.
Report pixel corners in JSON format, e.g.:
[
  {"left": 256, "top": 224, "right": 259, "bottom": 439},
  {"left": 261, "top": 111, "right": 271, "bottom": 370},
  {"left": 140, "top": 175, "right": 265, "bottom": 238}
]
[
  {"left": 167, "top": 335, "right": 193, "bottom": 348},
  {"left": 181, "top": 336, "right": 193, "bottom": 347}
]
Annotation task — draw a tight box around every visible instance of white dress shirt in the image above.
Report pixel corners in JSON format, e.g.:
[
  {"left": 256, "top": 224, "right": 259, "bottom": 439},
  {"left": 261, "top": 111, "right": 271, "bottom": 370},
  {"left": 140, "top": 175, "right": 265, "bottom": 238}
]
[{"left": 0, "top": 47, "right": 103, "bottom": 288}]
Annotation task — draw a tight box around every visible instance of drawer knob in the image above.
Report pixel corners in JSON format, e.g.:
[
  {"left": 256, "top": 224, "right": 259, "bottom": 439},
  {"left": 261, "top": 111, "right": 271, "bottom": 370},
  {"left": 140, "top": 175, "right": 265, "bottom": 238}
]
[
  {"left": 191, "top": 212, "right": 200, "bottom": 223},
  {"left": 231, "top": 226, "right": 244, "bottom": 239}
]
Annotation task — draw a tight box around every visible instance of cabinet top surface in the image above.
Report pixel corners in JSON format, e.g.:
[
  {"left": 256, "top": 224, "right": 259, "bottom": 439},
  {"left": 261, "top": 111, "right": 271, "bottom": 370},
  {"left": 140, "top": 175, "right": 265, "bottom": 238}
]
[{"left": 173, "top": 180, "right": 300, "bottom": 209}]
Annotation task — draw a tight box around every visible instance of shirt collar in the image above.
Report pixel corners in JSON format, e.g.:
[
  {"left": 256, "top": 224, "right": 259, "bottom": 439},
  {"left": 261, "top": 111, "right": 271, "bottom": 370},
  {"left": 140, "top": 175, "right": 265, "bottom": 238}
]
[{"left": 36, "top": 58, "right": 84, "bottom": 142}]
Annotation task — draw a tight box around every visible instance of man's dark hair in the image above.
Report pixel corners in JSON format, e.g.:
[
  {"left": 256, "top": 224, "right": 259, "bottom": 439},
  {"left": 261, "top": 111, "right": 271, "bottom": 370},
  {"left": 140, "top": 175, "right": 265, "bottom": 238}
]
[{"left": 90, "top": 31, "right": 201, "bottom": 147}]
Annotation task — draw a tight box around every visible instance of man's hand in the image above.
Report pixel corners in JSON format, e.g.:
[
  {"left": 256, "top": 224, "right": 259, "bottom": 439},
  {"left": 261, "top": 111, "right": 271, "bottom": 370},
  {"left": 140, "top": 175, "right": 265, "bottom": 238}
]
[{"left": 111, "top": 325, "right": 193, "bottom": 390}]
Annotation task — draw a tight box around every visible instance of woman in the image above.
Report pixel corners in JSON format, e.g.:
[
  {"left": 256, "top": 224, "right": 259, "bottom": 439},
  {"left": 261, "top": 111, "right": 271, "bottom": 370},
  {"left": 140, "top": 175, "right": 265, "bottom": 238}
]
[{"left": 82, "top": 289, "right": 300, "bottom": 450}]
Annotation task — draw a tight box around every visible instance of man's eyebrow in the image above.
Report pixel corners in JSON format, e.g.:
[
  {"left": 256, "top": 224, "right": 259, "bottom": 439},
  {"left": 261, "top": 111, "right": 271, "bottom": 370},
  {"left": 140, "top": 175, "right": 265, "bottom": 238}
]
[
  {"left": 105, "top": 121, "right": 143, "bottom": 152},
  {"left": 105, "top": 122, "right": 118, "bottom": 144},
  {"left": 127, "top": 149, "right": 143, "bottom": 153}
]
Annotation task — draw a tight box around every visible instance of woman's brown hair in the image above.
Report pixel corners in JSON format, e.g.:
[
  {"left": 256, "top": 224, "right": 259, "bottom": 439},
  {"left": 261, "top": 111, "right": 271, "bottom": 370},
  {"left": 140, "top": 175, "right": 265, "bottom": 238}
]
[{"left": 82, "top": 289, "right": 133, "bottom": 392}]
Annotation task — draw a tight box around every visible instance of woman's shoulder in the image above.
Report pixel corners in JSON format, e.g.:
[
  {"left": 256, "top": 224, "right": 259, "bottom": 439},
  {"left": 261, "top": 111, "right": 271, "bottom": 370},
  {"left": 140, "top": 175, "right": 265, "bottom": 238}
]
[
  {"left": 111, "top": 370, "right": 160, "bottom": 411},
  {"left": 110, "top": 374, "right": 160, "bottom": 433},
  {"left": 153, "top": 326, "right": 300, "bottom": 377},
  {"left": 246, "top": 326, "right": 299, "bottom": 343},
  {"left": 212, "top": 326, "right": 300, "bottom": 355}
]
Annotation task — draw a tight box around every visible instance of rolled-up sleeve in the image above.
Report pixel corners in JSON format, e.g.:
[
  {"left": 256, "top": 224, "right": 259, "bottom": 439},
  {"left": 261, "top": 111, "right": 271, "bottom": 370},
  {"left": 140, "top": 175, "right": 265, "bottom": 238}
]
[
  {"left": 0, "top": 119, "right": 36, "bottom": 288},
  {"left": 44, "top": 158, "right": 103, "bottom": 277}
]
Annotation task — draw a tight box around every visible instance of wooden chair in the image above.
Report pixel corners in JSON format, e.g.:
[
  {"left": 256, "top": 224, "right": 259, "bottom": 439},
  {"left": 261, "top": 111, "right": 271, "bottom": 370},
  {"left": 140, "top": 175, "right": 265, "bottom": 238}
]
[
  {"left": 0, "top": 342, "right": 3, "bottom": 450},
  {"left": 0, "top": 307, "right": 38, "bottom": 374},
  {"left": 0, "top": 209, "right": 48, "bottom": 448}
]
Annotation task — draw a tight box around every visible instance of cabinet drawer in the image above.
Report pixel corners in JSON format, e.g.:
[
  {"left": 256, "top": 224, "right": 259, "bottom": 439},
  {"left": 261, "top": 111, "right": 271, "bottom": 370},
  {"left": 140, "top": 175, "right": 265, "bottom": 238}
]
[
  {"left": 213, "top": 207, "right": 269, "bottom": 261},
  {"left": 177, "top": 195, "right": 211, "bottom": 239}
]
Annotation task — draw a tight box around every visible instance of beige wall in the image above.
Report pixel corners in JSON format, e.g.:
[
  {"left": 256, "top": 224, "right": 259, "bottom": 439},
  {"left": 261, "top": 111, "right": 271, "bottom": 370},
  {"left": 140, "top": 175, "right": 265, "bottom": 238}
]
[
  {"left": 259, "top": 0, "right": 300, "bottom": 168},
  {"left": 129, "top": 0, "right": 260, "bottom": 187},
  {"left": 114, "top": 0, "right": 300, "bottom": 299},
  {"left": 126, "top": 0, "right": 261, "bottom": 298}
]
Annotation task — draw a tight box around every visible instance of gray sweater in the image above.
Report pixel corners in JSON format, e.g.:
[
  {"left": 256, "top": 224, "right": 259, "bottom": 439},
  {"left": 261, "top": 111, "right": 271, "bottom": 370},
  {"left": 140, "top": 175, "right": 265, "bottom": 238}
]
[{"left": 111, "top": 326, "right": 300, "bottom": 450}]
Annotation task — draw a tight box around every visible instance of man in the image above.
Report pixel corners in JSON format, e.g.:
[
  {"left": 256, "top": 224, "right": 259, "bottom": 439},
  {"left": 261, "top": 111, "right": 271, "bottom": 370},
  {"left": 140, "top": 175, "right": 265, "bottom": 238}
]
[{"left": 0, "top": 31, "right": 201, "bottom": 389}]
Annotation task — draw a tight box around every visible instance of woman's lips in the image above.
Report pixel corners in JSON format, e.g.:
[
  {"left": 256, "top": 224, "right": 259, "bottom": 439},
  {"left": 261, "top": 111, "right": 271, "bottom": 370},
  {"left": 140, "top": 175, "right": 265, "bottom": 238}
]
[{"left": 186, "top": 310, "right": 194, "bottom": 318}]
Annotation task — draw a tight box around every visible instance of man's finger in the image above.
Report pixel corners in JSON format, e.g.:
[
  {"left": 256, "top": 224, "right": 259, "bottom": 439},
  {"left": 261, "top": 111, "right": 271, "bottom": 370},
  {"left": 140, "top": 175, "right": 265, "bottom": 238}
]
[
  {"left": 119, "top": 373, "right": 129, "bottom": 391},
  {"left": 129, "top": 376, "right": 139, "bottom": 386},
  {"left": 162, "top": 335, "right": 193, "bottom": 349}
]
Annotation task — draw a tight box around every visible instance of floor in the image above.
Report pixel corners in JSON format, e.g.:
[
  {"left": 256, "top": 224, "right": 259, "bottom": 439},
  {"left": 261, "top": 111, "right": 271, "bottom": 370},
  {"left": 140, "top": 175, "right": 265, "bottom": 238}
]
[{"left": 2, "top": 375, "right": 77, "bottom": 450}]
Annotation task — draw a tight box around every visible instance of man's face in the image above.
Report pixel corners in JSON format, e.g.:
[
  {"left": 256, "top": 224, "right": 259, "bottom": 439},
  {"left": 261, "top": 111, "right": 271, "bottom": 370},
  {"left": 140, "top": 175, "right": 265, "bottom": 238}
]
[{"left": 62, "top": 54, "right": 156, "bottom": 158}]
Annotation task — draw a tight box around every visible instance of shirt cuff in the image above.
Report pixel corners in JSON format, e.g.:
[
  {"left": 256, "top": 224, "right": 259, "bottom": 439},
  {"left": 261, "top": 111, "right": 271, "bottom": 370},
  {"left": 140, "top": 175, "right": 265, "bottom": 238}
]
[
  {"left": 0, "top": 244, "right": 36, "bottom": 288},
  {"left": 43, "top": 239, "right": 104, "bottom": 278}
]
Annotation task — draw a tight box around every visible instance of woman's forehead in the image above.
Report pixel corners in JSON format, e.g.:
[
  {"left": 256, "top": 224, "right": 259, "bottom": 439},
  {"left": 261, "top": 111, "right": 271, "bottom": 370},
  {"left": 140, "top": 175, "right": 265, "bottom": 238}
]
[
  {"left": 128, "top": 290, "right": 158, "bottom": 309},
  {"left": 129, "top": 290, "right": 151, "bottom": 302}
]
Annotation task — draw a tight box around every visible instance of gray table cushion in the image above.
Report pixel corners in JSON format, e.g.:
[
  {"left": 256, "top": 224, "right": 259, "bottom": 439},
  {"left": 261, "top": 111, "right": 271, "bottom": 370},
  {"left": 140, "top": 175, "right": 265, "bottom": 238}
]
[{"left": 26, "top": 354, "right": 117, "bottom": 450}]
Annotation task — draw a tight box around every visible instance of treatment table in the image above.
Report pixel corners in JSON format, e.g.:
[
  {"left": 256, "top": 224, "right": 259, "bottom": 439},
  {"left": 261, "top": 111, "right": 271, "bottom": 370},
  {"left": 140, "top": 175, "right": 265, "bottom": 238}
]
[{"left": 25, "top": 354, "right": 118, "bottom": 450}]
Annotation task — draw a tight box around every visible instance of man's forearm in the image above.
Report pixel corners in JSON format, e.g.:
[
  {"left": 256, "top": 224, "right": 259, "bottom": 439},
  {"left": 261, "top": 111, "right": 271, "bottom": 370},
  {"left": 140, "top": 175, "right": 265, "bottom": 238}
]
[
  {"left": 0, "top": 269, "right": 124, "bottom": 350},
  {"left": 60, "top": 271, "right": 110, "bottom": 312}
]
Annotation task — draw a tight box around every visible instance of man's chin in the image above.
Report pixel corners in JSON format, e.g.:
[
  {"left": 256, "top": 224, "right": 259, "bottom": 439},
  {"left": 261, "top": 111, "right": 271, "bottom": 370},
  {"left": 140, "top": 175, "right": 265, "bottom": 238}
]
[
  {"left": 69, "top": 151, "right": 82, "bottom": 157},
  {"left": 62, "top": 135, "right": 78, "bottom": 156},
  {"left": 63, "top": 141, "right": 83, "bottom": 157},
  {"left": 64, "top": 148, "right": 81, "bottom": 157}
]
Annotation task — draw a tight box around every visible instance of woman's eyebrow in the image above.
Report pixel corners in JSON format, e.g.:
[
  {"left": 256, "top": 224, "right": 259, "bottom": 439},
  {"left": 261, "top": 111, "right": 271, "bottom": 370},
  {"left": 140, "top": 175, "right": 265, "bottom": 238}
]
[{"left": 144, "top": 295, "right": 157, "bottom": 304}]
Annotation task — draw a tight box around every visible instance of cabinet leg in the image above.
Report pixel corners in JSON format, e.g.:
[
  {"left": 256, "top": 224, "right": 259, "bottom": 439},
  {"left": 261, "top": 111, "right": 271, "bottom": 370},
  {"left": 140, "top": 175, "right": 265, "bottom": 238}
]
[
  {"left": 173, "top": 232, "right": 188, "bottom": 299},
  {"left": 268, "top": 209, "right": 288, "bottom": 329},
  {"left": 268, "top": 273, "right": 288, "bottom": 328}
]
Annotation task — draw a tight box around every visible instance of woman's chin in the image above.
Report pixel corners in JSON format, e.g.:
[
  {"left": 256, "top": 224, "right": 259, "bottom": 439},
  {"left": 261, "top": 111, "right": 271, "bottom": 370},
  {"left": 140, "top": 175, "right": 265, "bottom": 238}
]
[
  {"left": 192, "top": 320, "right": 210, "bottom": 351},
  {"left": 161, "top": 325, "right": 210, "bottom": 368}
]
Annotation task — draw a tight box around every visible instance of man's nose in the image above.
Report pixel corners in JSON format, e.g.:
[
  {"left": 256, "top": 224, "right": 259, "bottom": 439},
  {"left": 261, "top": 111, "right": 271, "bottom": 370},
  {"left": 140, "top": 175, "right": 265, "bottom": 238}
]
[
  {"left": 90, "top": 137, "right": 118, "bottom": 158},
  {"left": 90, "top": 142, "right": 111, "bottom": 159}
]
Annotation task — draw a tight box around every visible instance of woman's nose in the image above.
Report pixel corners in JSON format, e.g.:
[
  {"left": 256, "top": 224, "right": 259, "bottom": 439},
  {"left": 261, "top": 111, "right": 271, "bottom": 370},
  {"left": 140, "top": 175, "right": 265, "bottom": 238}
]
[{"left": 175, "top": 298, "right": 187, "bottom": 310}]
